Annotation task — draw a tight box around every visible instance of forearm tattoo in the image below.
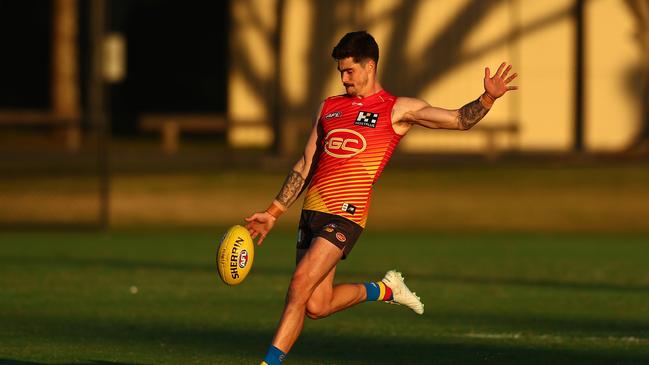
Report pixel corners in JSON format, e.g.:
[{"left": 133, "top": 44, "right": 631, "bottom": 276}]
[
  {"left": 275, "top": 170, "right": 305, "bottom": 207},
  {"left": 458, "top": 98, "right": 489, "bottom": 130}
]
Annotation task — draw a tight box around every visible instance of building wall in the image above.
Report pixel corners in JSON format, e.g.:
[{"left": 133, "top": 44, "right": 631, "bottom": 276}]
[
  {"left": 228, "top": 0, "right": 642, "bottom": 153},
  {"left": 586, "top": 0, "right": 641, "bottom": 151}
]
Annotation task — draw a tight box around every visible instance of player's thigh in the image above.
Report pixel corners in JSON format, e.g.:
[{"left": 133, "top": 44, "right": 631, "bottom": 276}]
[{"left": 291, "top": 237, "right": 343, "bottom": 297}]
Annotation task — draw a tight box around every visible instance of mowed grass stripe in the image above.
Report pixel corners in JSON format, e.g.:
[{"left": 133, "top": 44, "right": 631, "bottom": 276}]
[{"left": 0, "top": 231, "right": 648, "bottom": 364}]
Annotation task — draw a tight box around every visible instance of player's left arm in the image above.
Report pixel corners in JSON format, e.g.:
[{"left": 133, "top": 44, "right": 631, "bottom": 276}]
[
  {"left": 244, "top": 103, "right": 324, "bottom": 245},
  {"left": 393, "top": 62, "right": 518, "bottom": 133}
]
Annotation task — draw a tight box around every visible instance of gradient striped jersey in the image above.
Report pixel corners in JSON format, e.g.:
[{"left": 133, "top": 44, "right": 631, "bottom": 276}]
[{"left": 302, "top": 89, "right": 403, "bottom": 228}]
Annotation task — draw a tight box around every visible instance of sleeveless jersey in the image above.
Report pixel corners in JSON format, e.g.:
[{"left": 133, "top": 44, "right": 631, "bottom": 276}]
[{"left": 302, "top": 89, "right": 403, "bottom": 228}]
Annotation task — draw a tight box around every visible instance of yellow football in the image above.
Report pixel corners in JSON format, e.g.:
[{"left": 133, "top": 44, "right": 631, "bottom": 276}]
[{"left": 216, "top": 225, "right": 255, "bottom": 286}]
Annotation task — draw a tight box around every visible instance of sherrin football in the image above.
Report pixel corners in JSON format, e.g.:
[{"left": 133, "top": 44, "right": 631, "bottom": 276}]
[{"left": 217, "top": 225, "right": 255, "bottom": 286}]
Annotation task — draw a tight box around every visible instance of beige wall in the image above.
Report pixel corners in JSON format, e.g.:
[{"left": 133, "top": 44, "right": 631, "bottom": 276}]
[
  {"left": 401, "top": 0, "right": 520, "bottom": 152},
  {"left": 517, "top": 0, "right": 575, "bottom": 152},
  {"left": 586, "top": 0, "right": 641, "bottom": 151},
  {"left": 228, "top": 0, "right": 642, "bottom": 153}
]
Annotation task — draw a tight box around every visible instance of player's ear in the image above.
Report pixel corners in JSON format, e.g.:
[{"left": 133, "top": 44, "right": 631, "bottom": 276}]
[{"left": 364, "top": 60, "right": 376, "bottom": 74}]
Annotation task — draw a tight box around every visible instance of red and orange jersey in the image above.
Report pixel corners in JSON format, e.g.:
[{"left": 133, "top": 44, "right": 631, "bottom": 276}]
[{"left": 302, "top": 89, "right": 402, "bottom": 228}]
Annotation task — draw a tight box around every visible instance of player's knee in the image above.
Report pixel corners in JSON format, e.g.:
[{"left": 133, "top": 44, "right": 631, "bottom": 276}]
[
  {"left": 305, "top": 301, "right": 331, "bottom": 320},
  {"left": 305, "top": 309, "right": 329, "bottom": 320}
]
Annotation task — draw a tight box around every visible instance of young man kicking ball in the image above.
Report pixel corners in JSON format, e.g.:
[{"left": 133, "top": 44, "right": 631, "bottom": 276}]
[{"left": 245, "top": 31, "right": 518, "bottom": 364}]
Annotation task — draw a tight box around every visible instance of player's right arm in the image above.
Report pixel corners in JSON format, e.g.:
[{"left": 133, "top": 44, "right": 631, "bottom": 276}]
[
  {"left": 392, "top": 63, "right": 518, "bottom": 134},
  {"left": 244, "top": 102, "right": 324, "bottom": 245}
]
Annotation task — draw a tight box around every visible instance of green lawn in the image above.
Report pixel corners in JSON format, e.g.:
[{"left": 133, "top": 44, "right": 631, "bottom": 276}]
[{"left": 1, "top": 230, "right": 648, "bottom": 364}]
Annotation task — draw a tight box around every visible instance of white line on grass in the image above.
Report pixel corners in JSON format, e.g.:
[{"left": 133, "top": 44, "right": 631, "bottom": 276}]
[{"left": 462, "top": 332, "right": 649, "bottom": 345}]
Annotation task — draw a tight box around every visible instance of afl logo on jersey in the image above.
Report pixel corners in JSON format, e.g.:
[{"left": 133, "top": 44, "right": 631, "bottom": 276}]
[
  {"left": 325, "top": 111, "right": 342, "bottom": 120},
  {"left": 324, "top": 129, "right": 367, "bottom": 158}
]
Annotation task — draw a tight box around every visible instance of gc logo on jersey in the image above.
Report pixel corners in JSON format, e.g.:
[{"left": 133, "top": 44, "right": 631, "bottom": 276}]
[
  {"left": 324, "top": 129, "right": 367, "bottom": 158},
  {"left": 355, "top": 111, "right": 379, "bottom": 128}
]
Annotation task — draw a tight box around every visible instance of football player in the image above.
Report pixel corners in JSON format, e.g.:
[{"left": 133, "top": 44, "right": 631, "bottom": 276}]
[{"left": 246, "top": 31, "right": 518, "bottom": 365}]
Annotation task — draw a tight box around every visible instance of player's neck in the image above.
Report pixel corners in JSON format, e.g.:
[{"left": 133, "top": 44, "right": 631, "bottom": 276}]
[{"left": 355, "top": 81, "right": 383, "bottom": 98}]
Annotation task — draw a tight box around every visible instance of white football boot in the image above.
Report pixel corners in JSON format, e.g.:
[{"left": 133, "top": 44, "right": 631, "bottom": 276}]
[{"left": 381, "top": 270, "right": 424, "bottom": 315}]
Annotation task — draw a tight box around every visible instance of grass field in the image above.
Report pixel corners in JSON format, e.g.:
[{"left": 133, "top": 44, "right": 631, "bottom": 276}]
[
  {"left": 2, "top": 164, "right": 649, "bottom": 231},
  {"left": 1, "top": 230, "right": 648, "bottom": 364}
]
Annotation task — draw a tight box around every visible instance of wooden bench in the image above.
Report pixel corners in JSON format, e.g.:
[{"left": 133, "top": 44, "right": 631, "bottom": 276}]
[
  {"left": 0, "top": 110, "right": 81, "bottom": 151},
  {"left": 139, "top": 113, "right": 228, "bottom": 154},
  {"left": 473, "top": 122, "right": 519, "bottom": 160}
]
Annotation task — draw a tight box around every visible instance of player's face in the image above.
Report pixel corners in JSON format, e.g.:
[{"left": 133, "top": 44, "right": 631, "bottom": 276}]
[{"left": 337, "top": 57, "right": 372, "bottom": 97}]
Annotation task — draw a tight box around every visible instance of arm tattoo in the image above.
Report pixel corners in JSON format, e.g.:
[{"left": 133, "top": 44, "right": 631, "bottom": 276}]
[
  {"left": 275, "top": 170, "right": 306, "bottom": 207},
  {"left": 458, "top": 98, "right": 489, "bottom": 130}
]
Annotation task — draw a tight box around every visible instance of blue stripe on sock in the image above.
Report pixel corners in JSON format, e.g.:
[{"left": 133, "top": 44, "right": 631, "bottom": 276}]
[
  {"left": 263, "top": 345, "right": 286, "bottom": 365},
  {"left": 363, "top": 282, "right": 380, "bottom": 301}
]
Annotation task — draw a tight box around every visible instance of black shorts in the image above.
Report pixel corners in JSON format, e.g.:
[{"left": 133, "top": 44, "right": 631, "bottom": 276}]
[{"left": 296, "top": 210, "right": 363, "bottom": 260}]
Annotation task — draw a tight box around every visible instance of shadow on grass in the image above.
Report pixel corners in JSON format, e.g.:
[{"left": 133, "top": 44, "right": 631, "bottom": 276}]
[
  {"left": 294, "top": 333, "right": 649, "bottom": 365},
  {"left": 2, "top": 314, "right": 649, "bottom": 365}
]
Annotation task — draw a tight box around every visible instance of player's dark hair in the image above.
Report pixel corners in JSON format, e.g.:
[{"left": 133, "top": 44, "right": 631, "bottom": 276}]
[{"left": 331, "top": 31, "right": 379, "bottom": 66}]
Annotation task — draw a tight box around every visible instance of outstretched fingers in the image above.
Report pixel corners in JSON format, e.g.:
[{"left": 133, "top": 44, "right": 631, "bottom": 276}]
[
  {"left": 501, "top": 64, "right": 512, "bottom": 79},
  {"left": 495, "top": 62, "right": 506, "bottom": 78},
  {"left": 505, "top": 72, "right": 518, "bottom": 91},
  {"left": 505, "top": 73, "right": 518, "bottom": 84},
  {"left": 484, "top": 62, "right": 519, "bottom": 97}
]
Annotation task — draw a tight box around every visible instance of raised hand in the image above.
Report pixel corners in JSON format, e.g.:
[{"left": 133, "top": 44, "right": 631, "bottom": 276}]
[
  {"left": 244, "top": 211, "right": 276, "bottom": 246},
  {"left": 484, "top": 62, "right": 518, "bottom": 99}
]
